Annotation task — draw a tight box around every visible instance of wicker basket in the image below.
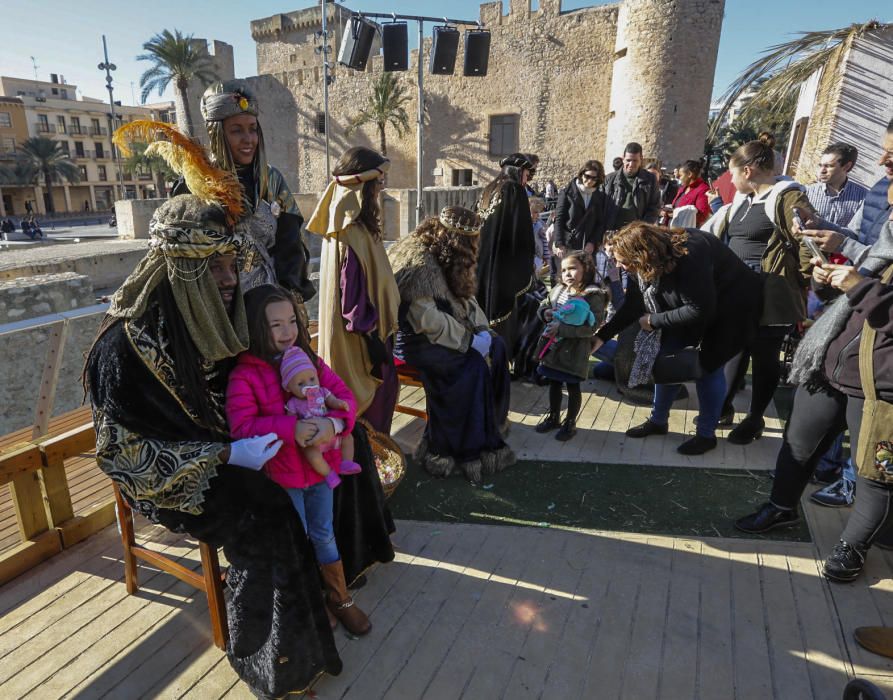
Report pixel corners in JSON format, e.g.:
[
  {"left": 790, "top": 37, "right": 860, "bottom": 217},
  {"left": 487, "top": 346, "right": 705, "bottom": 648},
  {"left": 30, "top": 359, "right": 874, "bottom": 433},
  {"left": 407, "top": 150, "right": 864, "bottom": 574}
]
[{"left": 359, "top": 419, "right": 406, "bottom": 499}]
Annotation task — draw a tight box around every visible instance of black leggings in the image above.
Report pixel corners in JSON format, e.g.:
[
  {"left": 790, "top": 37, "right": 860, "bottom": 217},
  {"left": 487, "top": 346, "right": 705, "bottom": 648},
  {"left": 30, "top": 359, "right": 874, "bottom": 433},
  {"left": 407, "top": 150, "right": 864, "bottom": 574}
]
[
  {"left": 770, "top": 383, "right": 862, "bottom": 509},
  {"left": 841, "top": 477, "right": 893, "bottom": 548},
  {"left": 725, "top": 326, "right": 787, "bottom": 419},
  {"left": 549, "top": 380, "right": 582, "bottom": 422}
]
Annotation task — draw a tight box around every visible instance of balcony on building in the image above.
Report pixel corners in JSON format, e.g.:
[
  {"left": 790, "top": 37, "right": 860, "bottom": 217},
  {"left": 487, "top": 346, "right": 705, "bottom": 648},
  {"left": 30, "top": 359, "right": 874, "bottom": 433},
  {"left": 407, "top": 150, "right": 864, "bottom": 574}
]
[
  {"left": 89, "top": 126, "right": 108, "bottom": 136},
  {"left": 68, "top": 125, "right": 87, "bottom": 136},
  {"left": 36, "top": 123, "right": 56, "bottom": 134}
]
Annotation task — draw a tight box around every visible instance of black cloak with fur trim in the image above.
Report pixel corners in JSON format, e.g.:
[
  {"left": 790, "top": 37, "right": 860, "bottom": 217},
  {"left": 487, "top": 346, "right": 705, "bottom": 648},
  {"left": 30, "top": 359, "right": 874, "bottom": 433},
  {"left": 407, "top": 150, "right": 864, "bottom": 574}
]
[{"left": 86, "top": 291, "right": 392, "bottom": 697}]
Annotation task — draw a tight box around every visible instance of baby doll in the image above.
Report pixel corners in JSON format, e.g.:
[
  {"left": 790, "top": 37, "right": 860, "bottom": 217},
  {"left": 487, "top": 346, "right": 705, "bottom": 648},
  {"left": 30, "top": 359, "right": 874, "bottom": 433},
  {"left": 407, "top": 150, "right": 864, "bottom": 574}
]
[
  {"left": 280, "top": 346, "right": 361, "bottom": 488},
  {"left": 537, "top": 296, "right": 595, "bottom": 359}
]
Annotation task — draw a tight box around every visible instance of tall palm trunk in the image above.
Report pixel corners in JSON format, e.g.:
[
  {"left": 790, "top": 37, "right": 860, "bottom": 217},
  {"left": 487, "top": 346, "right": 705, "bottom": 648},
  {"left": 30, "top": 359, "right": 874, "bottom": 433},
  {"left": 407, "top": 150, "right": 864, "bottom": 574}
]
[
  {"left": 175, "top": 77, "right": 195, "bottom": 138},
  {"left": 153, "top": 169, "right": 167, "bottom": 198},
  {"left": 377, "top": 123, "right": 387, "bottom": 156},
  {"left": 43, "top": 166, "right": 56, "bottom": 214}
]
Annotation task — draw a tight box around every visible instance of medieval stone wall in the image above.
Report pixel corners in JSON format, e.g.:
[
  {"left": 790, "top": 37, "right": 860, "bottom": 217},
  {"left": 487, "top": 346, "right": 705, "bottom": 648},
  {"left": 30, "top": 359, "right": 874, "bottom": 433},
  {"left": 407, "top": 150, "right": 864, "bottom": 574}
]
[{"left": 251, "top": 0, "right": 722, "bottom": 199}]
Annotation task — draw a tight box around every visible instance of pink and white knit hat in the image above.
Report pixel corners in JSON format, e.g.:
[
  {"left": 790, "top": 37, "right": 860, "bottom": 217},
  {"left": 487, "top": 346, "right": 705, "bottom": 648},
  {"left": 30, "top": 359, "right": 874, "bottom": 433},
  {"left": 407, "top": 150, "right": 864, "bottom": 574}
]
[{"left": 280, "top": 346, "right": 315, "bottom": 389}]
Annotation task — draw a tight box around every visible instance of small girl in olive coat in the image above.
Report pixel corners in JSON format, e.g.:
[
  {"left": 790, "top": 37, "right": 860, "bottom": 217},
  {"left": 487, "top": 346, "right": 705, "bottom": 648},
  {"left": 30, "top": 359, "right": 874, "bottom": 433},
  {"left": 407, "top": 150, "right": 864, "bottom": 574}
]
[{"left": 535, "top": 251, "right": 608, "bottom": 440}]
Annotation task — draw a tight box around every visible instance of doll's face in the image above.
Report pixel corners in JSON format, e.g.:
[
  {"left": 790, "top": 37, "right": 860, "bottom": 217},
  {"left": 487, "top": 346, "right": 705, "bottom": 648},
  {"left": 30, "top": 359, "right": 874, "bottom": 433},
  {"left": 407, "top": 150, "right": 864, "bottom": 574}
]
[{"left": 286, "top": 367, "right": 319, "bottom": 399}]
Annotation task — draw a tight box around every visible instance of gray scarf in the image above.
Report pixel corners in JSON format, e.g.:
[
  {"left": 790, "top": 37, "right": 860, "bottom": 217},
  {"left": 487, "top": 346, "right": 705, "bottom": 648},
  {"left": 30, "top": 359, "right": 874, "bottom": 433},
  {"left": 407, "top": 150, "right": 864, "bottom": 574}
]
[
  {"left": 788, "top": 222, "right": 893, "bottom": 388},
  {"left": 629, "top": 277, "right": 662, "bottom": 388}
]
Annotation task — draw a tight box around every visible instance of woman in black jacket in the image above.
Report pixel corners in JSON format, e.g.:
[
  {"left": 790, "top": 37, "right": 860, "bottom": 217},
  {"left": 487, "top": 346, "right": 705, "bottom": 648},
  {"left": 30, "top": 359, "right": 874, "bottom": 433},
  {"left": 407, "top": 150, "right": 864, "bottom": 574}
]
[
  {"left": 736, "top": 220, "right": 893, "bottom": 587},
  {"left": 594, "top": 223, "right": 763, "bottom": 455},
  {"left": 554, "top": 160, "right": 609, "bottom": 255}
]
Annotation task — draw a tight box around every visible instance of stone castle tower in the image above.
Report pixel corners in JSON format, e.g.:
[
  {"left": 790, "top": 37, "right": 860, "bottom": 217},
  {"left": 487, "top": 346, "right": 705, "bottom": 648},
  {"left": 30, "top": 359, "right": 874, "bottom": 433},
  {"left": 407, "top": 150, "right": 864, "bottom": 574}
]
[
  {"left": 605, "top": 0, "right": 725, "bottom": 166},
  {"left": 251, "top": 0, "right": 725, "bottom": 192}
]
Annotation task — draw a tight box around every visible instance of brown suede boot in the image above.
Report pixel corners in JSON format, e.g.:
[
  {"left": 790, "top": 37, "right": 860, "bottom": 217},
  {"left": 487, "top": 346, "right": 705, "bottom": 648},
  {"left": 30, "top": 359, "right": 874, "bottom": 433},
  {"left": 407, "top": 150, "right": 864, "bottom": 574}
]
[{"left": 320, "top": 560, "right": 371, "bottom": 636}]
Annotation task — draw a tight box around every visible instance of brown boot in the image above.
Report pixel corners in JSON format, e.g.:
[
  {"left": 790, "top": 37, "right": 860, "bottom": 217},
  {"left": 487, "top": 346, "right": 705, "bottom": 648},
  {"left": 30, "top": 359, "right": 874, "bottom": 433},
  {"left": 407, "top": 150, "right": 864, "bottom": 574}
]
[
  {"left": 855, "top": 626, "right": 893, "bottom": 659},
  {"left": 319, "top": 561, "right": 371, "bottom": 636}
]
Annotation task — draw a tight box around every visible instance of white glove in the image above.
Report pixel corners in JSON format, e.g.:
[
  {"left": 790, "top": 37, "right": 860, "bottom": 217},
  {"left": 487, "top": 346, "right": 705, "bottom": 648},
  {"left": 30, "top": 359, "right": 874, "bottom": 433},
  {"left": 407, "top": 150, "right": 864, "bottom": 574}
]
[
  {"left": 229, "top": 433, "right": 283, "bottom": 470},
  {"left": 471, "top": 331, "right": 492, "bottom": 357}
]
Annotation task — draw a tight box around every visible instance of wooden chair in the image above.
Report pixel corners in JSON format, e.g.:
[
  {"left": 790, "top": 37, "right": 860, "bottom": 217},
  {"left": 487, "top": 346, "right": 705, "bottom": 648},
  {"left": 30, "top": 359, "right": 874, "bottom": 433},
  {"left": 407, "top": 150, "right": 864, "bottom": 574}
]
[
  {"left": 111, "top": 483, "right": 228, "bottom": 650},
  {"left": 394, "top": 363, "right": 428, "bottom": 421}
]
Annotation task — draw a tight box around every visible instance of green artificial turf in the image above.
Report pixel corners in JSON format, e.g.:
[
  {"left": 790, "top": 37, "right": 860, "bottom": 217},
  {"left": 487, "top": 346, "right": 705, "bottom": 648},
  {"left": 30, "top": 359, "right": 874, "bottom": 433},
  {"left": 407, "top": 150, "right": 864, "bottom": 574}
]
[{"left": 388, "top": 458, "right": 811, "bottom": 542}]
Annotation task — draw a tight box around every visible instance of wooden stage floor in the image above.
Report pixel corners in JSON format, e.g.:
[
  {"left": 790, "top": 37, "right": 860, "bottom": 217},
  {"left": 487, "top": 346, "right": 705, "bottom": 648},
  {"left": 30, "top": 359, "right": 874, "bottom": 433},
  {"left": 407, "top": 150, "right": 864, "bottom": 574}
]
[{"left": 2, "top": 382, "right": 892, "bottom": 699}]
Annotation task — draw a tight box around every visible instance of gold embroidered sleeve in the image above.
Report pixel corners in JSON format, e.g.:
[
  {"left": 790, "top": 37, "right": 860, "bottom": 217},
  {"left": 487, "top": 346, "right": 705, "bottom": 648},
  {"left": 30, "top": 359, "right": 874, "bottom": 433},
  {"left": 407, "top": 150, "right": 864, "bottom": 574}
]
[
  {"left": 94, "top": 409, "right": 226, "bottom": 515},
  {"left": 406, "top": 297, "right": 472, "bottom": 353}
]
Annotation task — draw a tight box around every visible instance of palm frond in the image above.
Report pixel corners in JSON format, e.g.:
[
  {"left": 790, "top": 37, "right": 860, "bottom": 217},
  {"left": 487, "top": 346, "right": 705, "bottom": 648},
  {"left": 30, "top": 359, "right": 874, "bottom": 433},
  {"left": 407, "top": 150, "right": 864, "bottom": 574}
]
[{"left": 709, "top": 20, "right": 887, "bottom": 141}]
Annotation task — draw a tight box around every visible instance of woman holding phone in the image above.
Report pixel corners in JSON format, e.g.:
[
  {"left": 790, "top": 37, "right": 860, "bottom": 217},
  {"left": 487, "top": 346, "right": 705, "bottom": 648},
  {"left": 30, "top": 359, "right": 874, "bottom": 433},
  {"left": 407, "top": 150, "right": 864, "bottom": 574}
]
[{"left": 703, "top": 137, "right": 815, "bottom": 444}]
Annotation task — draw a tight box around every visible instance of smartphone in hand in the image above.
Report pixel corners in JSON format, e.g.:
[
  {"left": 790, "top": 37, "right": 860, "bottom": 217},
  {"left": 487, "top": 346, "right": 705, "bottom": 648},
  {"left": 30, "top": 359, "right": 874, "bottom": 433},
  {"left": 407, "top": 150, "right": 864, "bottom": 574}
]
[{"left": 803, "top": 236, "right": 828, "bottom": 265}]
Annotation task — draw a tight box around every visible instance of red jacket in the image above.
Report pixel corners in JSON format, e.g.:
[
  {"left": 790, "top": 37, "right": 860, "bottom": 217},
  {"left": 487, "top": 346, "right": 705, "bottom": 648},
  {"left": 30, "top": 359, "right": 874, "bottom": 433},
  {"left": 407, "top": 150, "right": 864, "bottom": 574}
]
[
  {"left": 672, "top": 178, "right": 712, "bottom": 226},
  {"left": 226, "top": 352, "right": 357, "bottom": 489}
]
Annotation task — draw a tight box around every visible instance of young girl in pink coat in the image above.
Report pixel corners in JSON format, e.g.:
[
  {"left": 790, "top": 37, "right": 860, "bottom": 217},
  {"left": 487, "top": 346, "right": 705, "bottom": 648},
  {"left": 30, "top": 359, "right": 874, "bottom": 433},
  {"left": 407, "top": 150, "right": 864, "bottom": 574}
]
[{"left": 226, "top": 284, "right": 371, "bottom": 636}]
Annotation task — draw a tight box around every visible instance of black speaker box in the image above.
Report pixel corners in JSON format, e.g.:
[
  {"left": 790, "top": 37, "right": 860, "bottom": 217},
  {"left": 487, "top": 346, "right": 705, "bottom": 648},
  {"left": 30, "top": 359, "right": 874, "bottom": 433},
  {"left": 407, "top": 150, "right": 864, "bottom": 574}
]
[
  {"left": 382, "top": 22, "right": 408, "bottom": 71},
  {"left": 338, "top": 16, "right": 376, "bottom": 71},
  {"left": 463, "top": 30, "right": 491, "bottom": 76},
  {"left": 429, "top": 26, "right": 460, "bottom": 75}
]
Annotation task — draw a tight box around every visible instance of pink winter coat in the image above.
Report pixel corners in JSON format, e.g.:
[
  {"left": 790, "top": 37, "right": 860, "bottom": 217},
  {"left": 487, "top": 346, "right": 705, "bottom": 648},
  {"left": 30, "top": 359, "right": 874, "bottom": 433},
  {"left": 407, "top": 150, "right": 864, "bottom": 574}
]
[{"left": 226, "top": 352, "right": 357, "bottom": 489}]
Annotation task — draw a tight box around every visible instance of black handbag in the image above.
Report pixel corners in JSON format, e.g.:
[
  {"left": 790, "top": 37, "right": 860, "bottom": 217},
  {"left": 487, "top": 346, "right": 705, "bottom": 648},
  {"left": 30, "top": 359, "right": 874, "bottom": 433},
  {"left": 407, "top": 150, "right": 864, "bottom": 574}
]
[{"left": 652, "top": 346, "right": 703, "bottom": 384}]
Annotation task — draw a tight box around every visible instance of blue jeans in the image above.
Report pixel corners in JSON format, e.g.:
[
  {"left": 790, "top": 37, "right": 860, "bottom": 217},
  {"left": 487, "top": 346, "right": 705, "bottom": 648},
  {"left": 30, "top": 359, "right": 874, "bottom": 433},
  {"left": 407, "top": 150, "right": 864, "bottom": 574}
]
[
  {"left": 651, "top": 365, "right": 727, "bottom": 438},
  {"left": 286, "top": 482, "right": 339, "bottom": 565}
]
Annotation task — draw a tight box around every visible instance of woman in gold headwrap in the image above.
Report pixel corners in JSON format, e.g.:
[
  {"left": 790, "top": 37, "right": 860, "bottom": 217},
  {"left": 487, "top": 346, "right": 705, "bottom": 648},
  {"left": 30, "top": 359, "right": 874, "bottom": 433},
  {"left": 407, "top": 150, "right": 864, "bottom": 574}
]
[{"left": 174, "top": 80, "right": 315, "bottom": 300}]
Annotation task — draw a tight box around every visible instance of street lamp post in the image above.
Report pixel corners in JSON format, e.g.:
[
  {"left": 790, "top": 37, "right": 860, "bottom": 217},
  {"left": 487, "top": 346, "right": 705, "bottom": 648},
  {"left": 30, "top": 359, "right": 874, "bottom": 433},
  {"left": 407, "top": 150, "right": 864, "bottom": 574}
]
[{"left": 98, "top": 35, "right": 126, "bottom": 202}]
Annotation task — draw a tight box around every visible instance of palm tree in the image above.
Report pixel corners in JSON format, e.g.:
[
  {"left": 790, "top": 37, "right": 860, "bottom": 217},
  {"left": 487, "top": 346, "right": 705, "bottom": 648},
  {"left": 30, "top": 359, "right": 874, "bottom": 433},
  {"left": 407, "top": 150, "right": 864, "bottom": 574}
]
[
  {"left": 16, "top": 137, "right": 81, "bottom": 214},
  {"left": 346, "top": 72, "right": 412, "bottom": 156},
  {"left": 137, "top": 29, "right": 218, "bottom": 138},
  {"left": 123, "top": 142, "right": 175, "bottom": 198},
  {"left": 708, "top": 20, "right": 888, "bottom": 143}
]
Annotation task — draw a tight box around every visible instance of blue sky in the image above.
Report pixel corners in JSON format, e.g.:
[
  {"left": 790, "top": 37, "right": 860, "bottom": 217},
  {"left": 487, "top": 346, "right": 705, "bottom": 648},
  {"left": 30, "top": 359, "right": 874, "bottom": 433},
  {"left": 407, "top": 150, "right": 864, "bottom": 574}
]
[{"left": 1, "top": 0, "right": 890, "bottom": 106}]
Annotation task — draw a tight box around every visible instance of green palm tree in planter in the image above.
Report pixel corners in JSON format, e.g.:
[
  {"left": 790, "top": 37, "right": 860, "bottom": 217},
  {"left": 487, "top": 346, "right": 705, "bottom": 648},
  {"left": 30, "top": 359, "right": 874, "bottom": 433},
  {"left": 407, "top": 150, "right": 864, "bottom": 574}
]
[
  {"left": 346, "top": 72, "right": 412, "bottom": 156},
  {"left": 137, "top": 29, "right": 218, "bottom": 138},
  {"left": 16, "top": 137, "right": 81, "bottom": 214}
]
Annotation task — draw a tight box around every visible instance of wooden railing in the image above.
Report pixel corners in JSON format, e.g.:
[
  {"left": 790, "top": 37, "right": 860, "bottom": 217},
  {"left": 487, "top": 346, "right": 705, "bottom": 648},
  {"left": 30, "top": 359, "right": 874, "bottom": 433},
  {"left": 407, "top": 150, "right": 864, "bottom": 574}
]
[{"left": 0, "top": 311, "right": 425, "bottom": 585}]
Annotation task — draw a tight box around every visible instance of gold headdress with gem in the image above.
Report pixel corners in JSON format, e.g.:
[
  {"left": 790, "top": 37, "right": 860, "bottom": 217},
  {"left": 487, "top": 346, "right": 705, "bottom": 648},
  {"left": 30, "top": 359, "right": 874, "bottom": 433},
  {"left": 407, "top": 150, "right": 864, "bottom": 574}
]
[{"left": 438, "top": 206, "right": 481, "bottom": 236}]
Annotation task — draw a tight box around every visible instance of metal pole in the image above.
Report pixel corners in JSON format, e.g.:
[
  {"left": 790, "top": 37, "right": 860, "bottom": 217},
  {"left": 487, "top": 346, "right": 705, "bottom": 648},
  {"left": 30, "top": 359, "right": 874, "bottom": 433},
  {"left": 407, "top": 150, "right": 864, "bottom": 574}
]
[
  {"left": 100, "top": 35, "right": 126, "bottom": 202},
  {"left": 321, "top": 0, "right": 331, "bottom": 179},
  {"left": 415, "top": 19, "right": 424, "bottom": 228}
]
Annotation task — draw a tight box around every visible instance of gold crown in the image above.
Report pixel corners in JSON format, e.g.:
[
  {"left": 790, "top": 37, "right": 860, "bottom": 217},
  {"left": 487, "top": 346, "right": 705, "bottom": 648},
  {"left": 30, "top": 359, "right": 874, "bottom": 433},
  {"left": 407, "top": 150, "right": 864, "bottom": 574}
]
[{"left": 438, "top": 206, "right": 481, "bottom": 236}]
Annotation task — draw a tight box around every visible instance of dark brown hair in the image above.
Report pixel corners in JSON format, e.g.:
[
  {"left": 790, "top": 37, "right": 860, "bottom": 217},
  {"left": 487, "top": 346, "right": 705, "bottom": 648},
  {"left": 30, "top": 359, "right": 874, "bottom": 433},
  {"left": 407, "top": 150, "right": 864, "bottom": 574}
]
[
  {"left": 333, "top": 146, "right": 386, "bottom": 240},
  {"left": 561, "top": 250, "right": 596, "bottom": 289},
  {"left": 609, "top": 223, "right": 689, "bottom": 283},
  {"left": 757, "top": 131, "right": 776, "bottom": 148},
  {"left": 415, "top": 217, "right": 480, "bottom": 299},
  {"left": 729, "top": 139, "right": 776, "bottom": 173},
  {"left": 244, "top": 284, "right": 317, "bottom": 366},
  {"left": 679, "top": 159, "right": 702, "bottom": 179},
  {"left": 577, "top": 159, "right": 605, "bottom": 187}
]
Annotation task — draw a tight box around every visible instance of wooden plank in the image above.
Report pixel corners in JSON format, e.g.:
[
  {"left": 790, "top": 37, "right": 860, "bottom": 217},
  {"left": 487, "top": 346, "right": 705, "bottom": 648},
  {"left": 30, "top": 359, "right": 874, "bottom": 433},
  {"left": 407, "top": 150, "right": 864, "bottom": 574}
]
[
  {"left": 398, "top": 525, "right": 530, "bottom": 699},
  {"left": 0, "top": 538, "right": 205, "bottom": 696},
  {"left": 38, "top": 423, "right": 96, "bottom": 464},
  {"left": 727, "top": 539, "right": 774, "bottom": 698},
  {"left": 657, "top": 538, "right": 703, "bottom": 698},
  {"left": 9, "top": 470, "right": 49, "bottom": 541},
  {"left": 617, "top": 535, "right": 673, "bottom": 698},
  {"left": 695, "top": 541, "right": 736, "bottom": 699},
  {"left": 56, "top": 502, "right": 116, "bottom": 549},
  {"left": 0, "top": 530, "right": 62, "bottom": 587},
  {"left": 0, "top": 443, "right": 41, "bottom": 485},
  {"left": 37, "top": 462, "right": 74, "bottom": 527},
  {"left": 31, "top": 319, "right": 69, "bottom": 439}
]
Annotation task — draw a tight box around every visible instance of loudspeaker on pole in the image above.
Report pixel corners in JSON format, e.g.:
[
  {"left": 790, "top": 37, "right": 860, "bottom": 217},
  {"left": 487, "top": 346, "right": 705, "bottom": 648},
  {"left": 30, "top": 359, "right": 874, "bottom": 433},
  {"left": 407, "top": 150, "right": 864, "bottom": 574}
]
[
  {"left": 382, "top": 22, "right": 409, "bottom": 71},
  {"left": 429, "top": 26, "right": 460, "bottom": 75},
  {"left": 463, "top": 29, "right": 491, "bottom": 77},
  {"left": 338, "top": 15, "right": 376, "bottom": 71}
]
